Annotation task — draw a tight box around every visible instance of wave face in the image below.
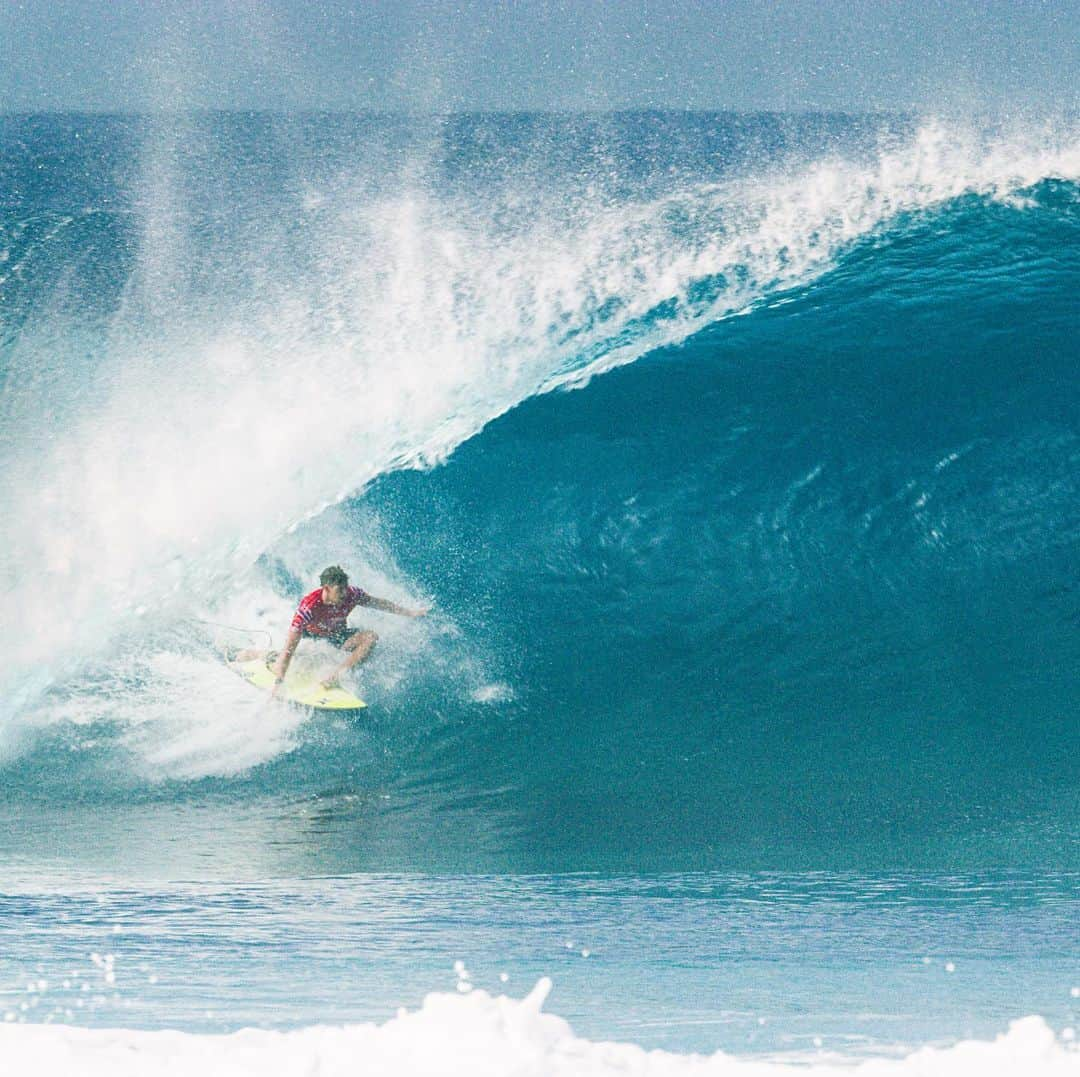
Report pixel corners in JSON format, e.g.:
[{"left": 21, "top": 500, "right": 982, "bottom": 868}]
[{"left": 1, "top": 112, "right": 1078, "bottom": 874}]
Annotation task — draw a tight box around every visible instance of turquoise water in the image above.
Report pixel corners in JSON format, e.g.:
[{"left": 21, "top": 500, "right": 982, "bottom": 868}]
[{"left": 0, "top": 111, "right": 1077, "bottom": 1066}]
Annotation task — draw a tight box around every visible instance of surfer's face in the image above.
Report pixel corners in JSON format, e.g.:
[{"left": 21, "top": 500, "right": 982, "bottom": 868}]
[{"left": 322, "top": 583, "right": 347, "bottom": 604}]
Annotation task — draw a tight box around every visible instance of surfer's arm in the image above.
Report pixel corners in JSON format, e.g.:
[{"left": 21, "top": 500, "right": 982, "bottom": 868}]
[
  {"left": 271, "top": 628, "right": 302, "bottom": 688},
  {"left": 360, "top": 594, "right": 428, "bottom": 617}
]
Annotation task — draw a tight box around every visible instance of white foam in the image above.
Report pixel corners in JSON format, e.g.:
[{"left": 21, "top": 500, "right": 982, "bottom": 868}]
[
  {"left": 0, "top": 980, "right": 1077, "bottom": 1076},
  {"left": 467, "top": 676, "right": 515, "bottom": 704}
]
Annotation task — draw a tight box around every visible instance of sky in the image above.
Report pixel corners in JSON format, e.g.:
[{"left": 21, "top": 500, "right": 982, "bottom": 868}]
[{"left": 1, "top": 0, "right": 1077, "bottom": 113}]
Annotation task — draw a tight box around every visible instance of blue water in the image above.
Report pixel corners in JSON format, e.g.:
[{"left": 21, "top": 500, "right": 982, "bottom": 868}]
[
  {"left": 0, "top": 111, "right": 1077, "bottom": 1060},
  {"left": 2, "top": 873, "right": 1077, "bottom": 1056}
]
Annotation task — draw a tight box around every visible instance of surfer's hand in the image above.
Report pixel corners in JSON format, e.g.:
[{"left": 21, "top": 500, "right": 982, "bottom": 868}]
[{"left": 407, "top": 606, "right": 430, "bottom": 618}]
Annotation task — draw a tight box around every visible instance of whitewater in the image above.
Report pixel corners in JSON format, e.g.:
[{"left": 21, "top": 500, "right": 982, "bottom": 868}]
[
  {"left": 3, "top": 982, "right": 1077, "bottom": 1077},
  {"left": 1, "top": 110, "right": 1078, "bottom": 1072}
]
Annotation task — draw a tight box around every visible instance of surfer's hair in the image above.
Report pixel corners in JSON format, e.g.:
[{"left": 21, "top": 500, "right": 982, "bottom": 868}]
[{"left": 320, "top": 566, "right": 349, "bottom": 588}]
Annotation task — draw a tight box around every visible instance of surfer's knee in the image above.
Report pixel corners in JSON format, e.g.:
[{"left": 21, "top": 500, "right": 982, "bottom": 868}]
[{"left": 349, "top": 629, "right": 378, "bottom": 650}]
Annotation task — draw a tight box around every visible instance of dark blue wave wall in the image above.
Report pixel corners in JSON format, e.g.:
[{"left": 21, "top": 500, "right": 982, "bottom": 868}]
[{"left": 358, "top": 186, "right": 1080, "bottom": 871}]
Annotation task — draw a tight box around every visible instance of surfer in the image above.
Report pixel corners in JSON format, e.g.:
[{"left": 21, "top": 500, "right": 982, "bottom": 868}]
[{"left": 270, "top": 566, "right": 426, "bottom": 693}]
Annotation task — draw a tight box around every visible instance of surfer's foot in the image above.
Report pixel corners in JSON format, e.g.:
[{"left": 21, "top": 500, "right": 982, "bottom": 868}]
[{"left": 320, "top": 677, "right": 340, "bottom": 690}]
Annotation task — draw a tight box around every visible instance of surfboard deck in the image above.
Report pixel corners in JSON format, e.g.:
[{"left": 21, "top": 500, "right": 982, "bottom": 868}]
[{"left": 226, "top": 655, "right": 367, "bottom": 713}]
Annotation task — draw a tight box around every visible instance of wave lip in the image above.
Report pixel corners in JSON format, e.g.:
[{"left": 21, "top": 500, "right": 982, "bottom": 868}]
[{"left": 1, "top": 979, "right": 1076, "bottom": 1076}]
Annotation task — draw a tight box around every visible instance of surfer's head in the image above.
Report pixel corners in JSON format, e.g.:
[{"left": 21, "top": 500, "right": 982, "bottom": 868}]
[{"left": 320, "top": 565, "right": 349, "bottom": 604}]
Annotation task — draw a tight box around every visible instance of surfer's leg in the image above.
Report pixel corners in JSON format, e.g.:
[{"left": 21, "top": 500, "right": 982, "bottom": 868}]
[
  {"left": 340, "top": 630, "right": 378, "bottom": 669},
  {"left": 321, "top": 630, "right": 377, "bottom": 686}
]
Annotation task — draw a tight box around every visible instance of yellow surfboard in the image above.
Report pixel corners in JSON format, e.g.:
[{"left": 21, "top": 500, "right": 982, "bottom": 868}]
[{"left": 227, "top": 656, "right": 367, "bottom": 713}]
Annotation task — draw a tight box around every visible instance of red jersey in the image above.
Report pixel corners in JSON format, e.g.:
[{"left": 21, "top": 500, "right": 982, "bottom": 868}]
[{"left": 291, "top": 586, "right": 371, "bottom": 638}]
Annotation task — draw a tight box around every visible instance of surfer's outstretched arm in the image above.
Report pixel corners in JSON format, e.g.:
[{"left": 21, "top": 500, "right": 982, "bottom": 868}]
[
  {"left": 361, "top": 594, "right": 428, "bottom": 618},
  {"left": 271, "top": 628, "right": 302, "bottom": 692}
]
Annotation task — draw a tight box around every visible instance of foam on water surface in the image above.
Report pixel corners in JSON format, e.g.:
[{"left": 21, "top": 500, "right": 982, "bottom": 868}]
[{"left": 1, "top": 980, "right": 1077, "bottom": 1076}]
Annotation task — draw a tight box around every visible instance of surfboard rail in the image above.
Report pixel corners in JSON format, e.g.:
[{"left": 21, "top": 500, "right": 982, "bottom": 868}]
[{"left": 225, "top": 653, "right": 367, "bottom": 713}]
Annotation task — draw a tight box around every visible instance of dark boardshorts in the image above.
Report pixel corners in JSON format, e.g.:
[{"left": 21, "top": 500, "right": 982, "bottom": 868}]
[{"left": 303, "top": 627, "right": 355, "bottom": 649}]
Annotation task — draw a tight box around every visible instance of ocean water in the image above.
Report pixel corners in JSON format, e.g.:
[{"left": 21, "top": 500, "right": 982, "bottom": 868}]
[{"left": 0, "top": 111, "right": 1078, "bottom": 1072}]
